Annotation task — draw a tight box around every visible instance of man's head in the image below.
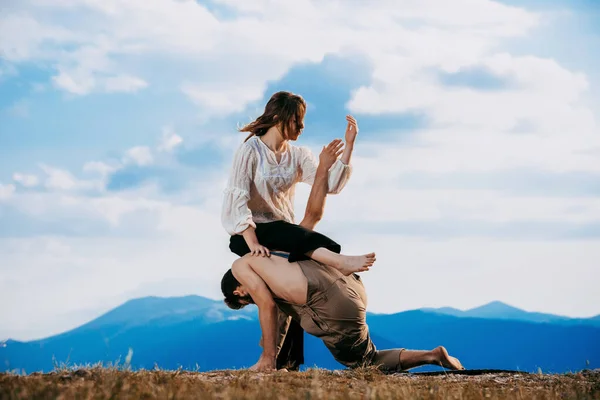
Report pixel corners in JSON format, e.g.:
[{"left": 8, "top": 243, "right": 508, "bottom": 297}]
[{"left": 221, "top": 269, "right": 255, "bottom": 310}]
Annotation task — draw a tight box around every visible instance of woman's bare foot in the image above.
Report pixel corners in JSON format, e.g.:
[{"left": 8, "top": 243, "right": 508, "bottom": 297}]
[
  {"left": 433, "top": 346, "right": 465, "bottom": 370},
  {"left": 336, "top": 253, "right": 376, "bottom": 276}
]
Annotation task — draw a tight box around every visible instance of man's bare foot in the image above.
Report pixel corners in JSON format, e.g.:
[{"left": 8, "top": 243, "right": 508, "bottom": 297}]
[
  {"left": 433, "top": 346, "right": 465, "bottom": 370},
  {"left": 337, "top": 253, "right": 376, "bottom": 276}
]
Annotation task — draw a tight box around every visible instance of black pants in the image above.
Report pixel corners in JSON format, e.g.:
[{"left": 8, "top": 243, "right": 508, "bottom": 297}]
[
  {"left": 229, "top": 220, "right": 342, "bottom": 370},
  {"left": 229, "top": 220, "right": 341, "bottom": 262}
]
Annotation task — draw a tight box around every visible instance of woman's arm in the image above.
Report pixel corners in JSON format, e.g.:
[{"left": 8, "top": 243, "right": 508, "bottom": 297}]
[
  {"left": 221, "top": 144, "right": 256, "bottom": 235},
  {"left": 222, "top": 144, "right": 271, "bottom": 257},
  {"left": 340, "top": 115, "right": 359, "bottom": 166},
  {"left": 299, "top": 116, "right": 359, "bottom": 194}
]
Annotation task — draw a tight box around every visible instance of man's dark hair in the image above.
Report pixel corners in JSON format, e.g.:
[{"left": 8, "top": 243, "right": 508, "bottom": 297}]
[{"left": 221, "top": 269, "right": 254, "bottom": 310}]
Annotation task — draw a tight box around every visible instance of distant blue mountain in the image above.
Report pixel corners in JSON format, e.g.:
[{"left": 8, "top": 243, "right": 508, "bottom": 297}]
[
  {"left": 2, "top": 296, "right": 598, "bottom": 374},
  {"left": 421, "top": 301, "right": 600, "bottom": 327}
]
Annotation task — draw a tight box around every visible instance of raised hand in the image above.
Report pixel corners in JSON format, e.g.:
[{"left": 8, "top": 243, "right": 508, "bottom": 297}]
[
  {"left": 319, "top": 139, "right": 344, "bottom": 170},
  {"left": 344, "top": 115, "right": 359, "bottom": 144}
]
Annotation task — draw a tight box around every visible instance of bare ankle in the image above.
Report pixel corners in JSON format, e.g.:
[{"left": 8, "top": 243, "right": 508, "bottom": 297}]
[{"left": 424, "top": 348, "right": 438, "bottom": 365}]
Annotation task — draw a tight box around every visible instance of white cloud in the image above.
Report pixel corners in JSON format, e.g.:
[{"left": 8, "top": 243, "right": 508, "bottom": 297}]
[
  {"left": 52, "top": 69, "right": 96, "bottom": 95},
  {"left": 1, "top": 0, "right": 600, "bottom": 340},
  {"left": 340, "top": 234, "right": 600, "bottom": 318},
  {"left": 158, "top": 126, "right": 183, "bottom": 153},
  {"left": 0, "top": 182, "right": 232, "bottom": 340},
  {"left": 0, "top": 183, "right": 16, "bottom": 200},
  {"left": 40, "top": 164, "right": 78, "bottom": 190},
  {"left": 0, "top": 0, "right": 539, "bottom": 109},
  {"left": 83, "top": 161, "right": 117, "bottom": 177},
  {"left": 124, "top": 146, "right": 153, "bottom": 166},
  {"left": 6, "top": 100, "right": 30, "bottom": 117},
  {"left": 0, "top": 13, "right": 78, "bottom": 62},
  {"left": 37, "top": 164, "right": 102, "bottom": 192},
  {"left": 103, "top": 74, "right": 148, "bottom": 93},
  {"left": 13, "top": 173, "right": 39, "bottom": 187},
  {"left": 52, "top": 70, "right": 147, "bottom": 95},
  {"left": 181, "top": 81, "right": 267, "bottom": 116}
]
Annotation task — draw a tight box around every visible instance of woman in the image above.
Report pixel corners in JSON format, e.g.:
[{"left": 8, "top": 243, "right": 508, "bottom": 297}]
[
  {"left": 222, "top": 91, "right": 373, "bottom": 274},
  {"left": 221, "top": 91, "right": 370, "bottom": 371}
]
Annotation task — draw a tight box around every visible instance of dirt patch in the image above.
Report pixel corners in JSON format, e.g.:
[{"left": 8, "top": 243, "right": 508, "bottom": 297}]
[{"left": 1, "top": 368, "right": 598, "bottom": 399}]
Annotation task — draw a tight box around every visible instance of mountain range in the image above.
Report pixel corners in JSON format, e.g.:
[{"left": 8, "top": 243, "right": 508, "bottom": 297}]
[
  {"left": 420, "top": 300, "right": 600, "bottom": 327},
  {"left": 2, "top": 296, "right": 598, "bottom": 374}
]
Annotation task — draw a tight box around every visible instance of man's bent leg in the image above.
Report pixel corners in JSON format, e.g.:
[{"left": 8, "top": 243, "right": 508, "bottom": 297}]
[
  {"left": 373, "top": 347, "right": 464, "bottom": 371},
  {"left": 400, "top": 347, "right": 464, "bottom": 371}
]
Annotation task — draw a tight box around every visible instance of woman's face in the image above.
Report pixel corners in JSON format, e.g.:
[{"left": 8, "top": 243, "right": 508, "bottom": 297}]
[{"left": 285, "top": 115, "right": 305, "bottom": 141}]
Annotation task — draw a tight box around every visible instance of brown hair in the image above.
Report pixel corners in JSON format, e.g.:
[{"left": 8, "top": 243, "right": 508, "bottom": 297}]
[{"left": 240, "top": 91, "right": 306, "bottom": 142}]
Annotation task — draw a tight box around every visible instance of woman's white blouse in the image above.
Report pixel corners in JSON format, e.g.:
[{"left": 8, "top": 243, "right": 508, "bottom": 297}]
[{"left": 222, "top": 136, "right": 352, "bottom": 235}]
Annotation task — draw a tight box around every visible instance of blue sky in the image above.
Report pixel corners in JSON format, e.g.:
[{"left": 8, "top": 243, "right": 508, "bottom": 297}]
[{"left": 1, "top": 0, "right": 599, "bottom": 341}]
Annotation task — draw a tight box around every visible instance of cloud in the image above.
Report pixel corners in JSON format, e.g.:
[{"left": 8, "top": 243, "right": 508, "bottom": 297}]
[
  {"left": 1, "top": 0, "right": 599, "bottom": 340},
  {"left": 437, "top": 66, "right": 512, "bottom": 90},
  {"left": 181, "top": 81, "right": 266, "bottom": 116},
  {"left": 0, "top": 0, "right": 540, "bottom": 112},
  {"left": 83, "top": 161, "right": 117, "bottom": 177},
  {"left": 158, "top": 127, "right": 183, "bottom": 153},
  {"left": 52, "top": 69, "right": 96, "bottom": 95},
  {"left": 124, "top": 146, "right": 153, "bottom": 166},
  {"left": 39, "top": 164, "right": 78, "bottom": 190},
  {"left": 105, "top": 166, "right": 189, "bottom": 193},
  {"left": 12, "top": 173, "right": 39, "bottom": 188},
  {"left": 0, "top": 184, "right": 16, "bottom": 200},
  {"left": 52, "top": 70, "right": 147, "bottom": 95},
  {"left": 37, "top": 164, "right": 101, "bottom": 192},
  {"left": 5, "top": 100, "right": 30, "bottom": 118},
  {"left": 103, "top": 74, "right": 148, "bottom": 93}
]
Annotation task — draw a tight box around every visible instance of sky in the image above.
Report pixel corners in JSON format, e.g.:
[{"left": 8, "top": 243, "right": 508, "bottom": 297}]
[{"left": 0, "top": 0, "right": 599, "bottom": 341}]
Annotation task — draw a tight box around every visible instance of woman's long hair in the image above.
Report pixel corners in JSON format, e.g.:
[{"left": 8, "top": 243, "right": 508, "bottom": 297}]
[{"left": 240, "top": 91, "right": 306, "bottom": 142}]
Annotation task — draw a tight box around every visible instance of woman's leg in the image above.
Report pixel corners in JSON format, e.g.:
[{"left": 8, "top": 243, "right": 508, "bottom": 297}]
[
  {"left": 308, "top": 248, "right": 376, "bottom": 276},
  {"left": 234, "top": 221, "right": 376, "bottom": 275}
]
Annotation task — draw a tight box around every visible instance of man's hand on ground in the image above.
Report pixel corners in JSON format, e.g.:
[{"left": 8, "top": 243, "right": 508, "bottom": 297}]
[
  {"left": 249, "top": 354, "right": 277, "bottom": 372},
  {"left": 319, "top": 139, "right": 344, "bottom": 170}
]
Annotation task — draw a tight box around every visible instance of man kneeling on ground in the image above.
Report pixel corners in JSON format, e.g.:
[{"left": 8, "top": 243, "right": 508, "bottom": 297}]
[{"left": 220, "top": 145, "right": 465, "bottom": 372}]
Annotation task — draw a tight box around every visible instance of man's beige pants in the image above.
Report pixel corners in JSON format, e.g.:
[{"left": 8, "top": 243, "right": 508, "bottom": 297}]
[{"left": 274, "top": 260, "right": 404, "bottom": 370}]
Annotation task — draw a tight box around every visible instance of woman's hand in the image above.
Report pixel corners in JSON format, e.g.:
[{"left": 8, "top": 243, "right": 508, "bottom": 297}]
[
  {"left": 319, "top": 139, "right": 344, "bottom": 170},
  {"left": 249, "top": 242, "right": 270, "bottom": 257},
  {"left": 242, "top": 226, "right": 270, "bottom": 257},
  {"left": 344, "top": 115, "right": 359, "bottom": 144}
]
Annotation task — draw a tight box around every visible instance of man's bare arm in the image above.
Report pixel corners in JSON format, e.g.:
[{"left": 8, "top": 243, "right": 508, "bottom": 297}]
[
  {"left": 299, "top": 163, "right": 329, "bottom": 230},
  {"left": 231, "top": 258, "right": 278, "bottom": 370},
  {"left": 300, "top": 140, "right": 344, "bottom": 230}
]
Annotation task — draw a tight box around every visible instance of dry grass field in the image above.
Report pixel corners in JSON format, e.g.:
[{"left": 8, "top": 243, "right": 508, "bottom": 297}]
[{"left": 1, "top": 367, "right": 598, "bottom": 400}]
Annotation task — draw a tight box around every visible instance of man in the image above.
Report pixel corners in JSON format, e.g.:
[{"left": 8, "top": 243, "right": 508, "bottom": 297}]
[{"left": 221, "top": 143, "right": 465, "bottom": 372}]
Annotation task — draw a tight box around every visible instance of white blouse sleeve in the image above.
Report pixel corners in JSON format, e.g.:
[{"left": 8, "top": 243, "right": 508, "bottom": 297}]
[
  {"left": 298, "top": 146, "right": 352, "bottom": 194},
  {"left": 221, "top": 143, "right": 258, "bottom": 235}
]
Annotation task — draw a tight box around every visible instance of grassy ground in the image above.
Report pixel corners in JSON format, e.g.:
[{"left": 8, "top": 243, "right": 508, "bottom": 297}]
[{"left": 1, "top": 367, "right": 598, "bottom": 400}]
